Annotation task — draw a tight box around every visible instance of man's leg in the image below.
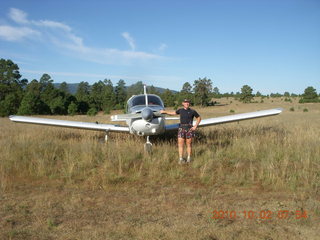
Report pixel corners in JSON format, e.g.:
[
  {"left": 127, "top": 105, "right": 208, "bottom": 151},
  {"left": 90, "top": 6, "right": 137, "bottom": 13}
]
[
  {"left": 178, "top": 137, "right": 185, "bottom": 159},
  {"left": 186, "top": 138, "right": 193, "bottom": 159}
]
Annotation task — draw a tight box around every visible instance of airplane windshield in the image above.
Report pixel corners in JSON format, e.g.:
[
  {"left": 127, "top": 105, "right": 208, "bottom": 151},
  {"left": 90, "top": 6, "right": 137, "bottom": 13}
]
[{"left": 128, "top": 95, "right": 164, "bottom": 108}]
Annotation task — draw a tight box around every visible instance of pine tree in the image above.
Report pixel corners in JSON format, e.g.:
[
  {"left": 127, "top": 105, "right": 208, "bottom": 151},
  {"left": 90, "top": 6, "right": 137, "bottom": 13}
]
[
  {"left": 161, "top": 89, "right": 175, "bottom": 107},
  {"left": 0, "top": 59, "right": 25, "bottom": 116},
  {"left": 115, "top": 79, "right": 127, "bottom": 109},
  {"left": 240, "top": 85, "right": 254, "bottom": 103},
  {"left": 75, "top": 81, "right": 90, "bottom": 114},
  {"left": 299, "top": 86, "right": 319, "bottom": 103},
  {"left": 193, "top": 77, "right": 212, "bottom": 106},
  {"left": 102, "top": 79, "right": 116, "bottom": 113}
]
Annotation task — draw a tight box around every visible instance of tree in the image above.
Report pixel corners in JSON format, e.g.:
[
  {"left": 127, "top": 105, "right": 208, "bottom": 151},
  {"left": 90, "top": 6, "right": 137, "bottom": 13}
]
[
  {"left": 212, "top": 87, "right": 221, "bottom": 98},
  {"left": 38, "top": 74, "right": 69, "bottom": 114},
  {"left": 0, "top": 94, "right": 20, "bottom": 117},
  {"left": 39, "top": 74, "right": 55, "bottom": 112},
  {"left": 270, "top": 93, "right": 282, "bottom": 98},
  {"left": 127, "top": 81, "right": 144, "bottom": 96},
  {"left": 75, "top": 81, "right": 90, "bottom": 114},
  {"left": 299, "top": 86, "right": 319, "bottom": 103},
  {"left": 161, "top": 89, "right": 175, "bottom": 107},
  {"left": 240, "top": 85, "right": 254, "bottom": 103},
  {"left": 181, "top": 82, "right": 192, "bottom": 93},
  {"left": 115, "top": 79, "right": 127, "bottom": 109},
  {"left": 59, "top": 82, "right": 69, "bottom": 94},
  {"left": 91, "top": 80, "right": 106, "bottom": 111},
  {"left": 18, "top": 80, "right": 47, "bottom": 115},
  {"left": 256, "top": 91, "right": 262, "bottom": 97},
  {"left": 68, "top": 101, "right": 78, "bottom": 116},
  {"left": 102, "top": 79, "right": 116, "bottom": 113},
  {"left": 178, "top": 82, "right": 193, "bottom": 103},
  {"left": 0, "top": 59, "right": 24, "bottom": 116},
  {"left": 49, "top": 96, "right": 66, "bottom": 114},
  {"left": 148, "top": 85, "right": 160, "bottom": 95},
  {"left": 193, "top": 77, "right": 212, "bottom": 106},
  {"left": 284, "top": 92, "right": 290, "bottom": 97}
]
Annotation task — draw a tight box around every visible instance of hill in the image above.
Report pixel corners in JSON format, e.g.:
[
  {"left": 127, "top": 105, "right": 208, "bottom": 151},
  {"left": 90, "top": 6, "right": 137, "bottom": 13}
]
[{"left": 53, "top": 82, "right": 178, "bottom": 95}]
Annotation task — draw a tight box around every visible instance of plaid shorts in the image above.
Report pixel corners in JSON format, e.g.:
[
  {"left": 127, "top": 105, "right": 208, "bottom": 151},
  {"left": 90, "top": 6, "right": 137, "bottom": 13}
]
[{"left": 178, "top": 127, "right": 195, "bottom": 139}]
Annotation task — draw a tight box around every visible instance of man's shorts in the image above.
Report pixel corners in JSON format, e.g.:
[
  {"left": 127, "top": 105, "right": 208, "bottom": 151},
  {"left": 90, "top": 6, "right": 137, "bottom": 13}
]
[{"left": 178, "top": 127, "right": 195, "bottom": 139}]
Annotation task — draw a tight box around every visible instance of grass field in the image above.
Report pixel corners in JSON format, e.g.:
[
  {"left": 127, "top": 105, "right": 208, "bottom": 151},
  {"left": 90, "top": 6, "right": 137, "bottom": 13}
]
[{"left": 0, "top": 98, "right": 319, "bottom": 240}]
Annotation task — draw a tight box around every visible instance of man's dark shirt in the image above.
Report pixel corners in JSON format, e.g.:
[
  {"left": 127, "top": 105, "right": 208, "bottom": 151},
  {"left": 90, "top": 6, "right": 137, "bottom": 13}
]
[{"left": 175, "top": 108, "right": 200, "bottom": 125}]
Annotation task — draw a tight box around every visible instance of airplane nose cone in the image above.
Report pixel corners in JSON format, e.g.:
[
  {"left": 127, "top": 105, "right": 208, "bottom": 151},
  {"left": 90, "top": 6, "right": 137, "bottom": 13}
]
[{"left": 141, "top": 108, "right": 153, "bottom": 121}]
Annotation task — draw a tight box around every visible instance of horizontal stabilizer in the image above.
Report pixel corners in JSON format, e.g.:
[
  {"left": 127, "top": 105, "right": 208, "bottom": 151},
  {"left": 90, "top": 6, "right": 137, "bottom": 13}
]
[{"left": 111, "top": 113, "right": 141, "bottom": 121}]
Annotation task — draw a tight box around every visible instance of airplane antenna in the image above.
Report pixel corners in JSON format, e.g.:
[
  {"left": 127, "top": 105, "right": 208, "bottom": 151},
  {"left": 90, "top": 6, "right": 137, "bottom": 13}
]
[{"left": 144, "top": 84, "right": 148, "bottom": 106}]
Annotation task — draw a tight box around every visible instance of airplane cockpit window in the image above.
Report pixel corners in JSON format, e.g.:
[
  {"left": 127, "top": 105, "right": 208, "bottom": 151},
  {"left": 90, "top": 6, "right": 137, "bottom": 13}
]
[{"left": 128, "top": 95, "right": 164, "bottom": 109}]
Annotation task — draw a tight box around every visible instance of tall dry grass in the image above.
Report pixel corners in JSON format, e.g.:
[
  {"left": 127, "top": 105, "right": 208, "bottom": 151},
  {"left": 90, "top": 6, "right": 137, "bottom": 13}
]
[
  {"left": 1, "top": 98, "right": 319, "bottom": 240},
  {"left": 1, "top": 98, "right": 319, "bottom": 194}
]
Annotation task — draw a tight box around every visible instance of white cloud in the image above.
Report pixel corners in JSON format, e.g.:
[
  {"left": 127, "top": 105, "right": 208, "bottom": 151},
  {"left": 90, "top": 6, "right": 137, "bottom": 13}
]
[
  {"left": 122, "top": 32, "right": 136, "bottom": 51},
  {"left": 9, "top": 8, "right": 72, "bottom": 31},
  {"left": 60, "top": 43, "right": 161, "bottom": 65},
  {"left": 0, "top": 25, "right": 40, "bottom": 41},
  {"left": 9, "top": 8, "right": 29, "bottom": 24},
  {"left": 1, "top": 8, "right": 164, "bottom": 64},
  {"left": 32, "top": 20, "right": 72, "bottom": 32}
]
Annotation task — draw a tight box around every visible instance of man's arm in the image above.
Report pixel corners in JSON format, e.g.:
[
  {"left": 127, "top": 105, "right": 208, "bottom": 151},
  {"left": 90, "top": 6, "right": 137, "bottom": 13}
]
[
  {"left": 191, "top": 116, "right": 201, "bottom": 131},
  {"left": 160, "top": 110, "right": 177, "bottom": 116}
]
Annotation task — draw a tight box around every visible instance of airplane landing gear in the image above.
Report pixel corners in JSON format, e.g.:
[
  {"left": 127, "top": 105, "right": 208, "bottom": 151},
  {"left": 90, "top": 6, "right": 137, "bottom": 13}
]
[{"left": 144, "top": 136, "right": 152, "bottom": 153}]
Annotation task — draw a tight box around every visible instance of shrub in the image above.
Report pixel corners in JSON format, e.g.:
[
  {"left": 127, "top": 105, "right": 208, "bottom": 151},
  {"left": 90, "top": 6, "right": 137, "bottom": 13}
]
[
  {"left": 87, "top": 107, "right": 98, "bottom": 116},
  {"left": 68, "top": 102, "right": 78, "bottom": 116},
  {"left": 290, "top": 107, "right": 295, "bottom": 112},
  {"left": 103, "top": 107, "right": 111, "bottom": 114}
]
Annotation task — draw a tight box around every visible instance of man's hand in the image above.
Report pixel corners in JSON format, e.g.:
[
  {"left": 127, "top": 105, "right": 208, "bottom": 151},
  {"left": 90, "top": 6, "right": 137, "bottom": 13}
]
[{"left": 190, "top": 126, "right": 197, "bottom": 131}]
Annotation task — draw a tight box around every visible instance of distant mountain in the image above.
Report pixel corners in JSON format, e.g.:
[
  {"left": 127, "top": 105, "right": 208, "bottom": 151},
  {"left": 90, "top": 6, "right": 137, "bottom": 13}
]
[
  {"left": 53, "top": 83, "right": 79, "bottom": 95},
  {"left": 53, "top": 82, "right": 178, "bottom": 95}
]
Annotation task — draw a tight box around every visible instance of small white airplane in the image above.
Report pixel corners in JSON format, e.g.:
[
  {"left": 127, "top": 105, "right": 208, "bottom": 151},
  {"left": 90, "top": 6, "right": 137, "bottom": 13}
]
[{"left": 9, "top": 85, "right": 283, "bottom": 151}]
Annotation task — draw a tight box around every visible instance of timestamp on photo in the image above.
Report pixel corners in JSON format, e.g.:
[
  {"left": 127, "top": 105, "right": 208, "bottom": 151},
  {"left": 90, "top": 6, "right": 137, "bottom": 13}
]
[{"left": 211, "top": 210, "right": 308, "bottom": 220}]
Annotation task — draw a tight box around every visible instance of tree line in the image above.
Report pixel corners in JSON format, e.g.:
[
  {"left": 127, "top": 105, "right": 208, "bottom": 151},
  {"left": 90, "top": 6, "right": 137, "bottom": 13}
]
[{"left": 0, "top": 59, "right": 319, "bottom": 117}]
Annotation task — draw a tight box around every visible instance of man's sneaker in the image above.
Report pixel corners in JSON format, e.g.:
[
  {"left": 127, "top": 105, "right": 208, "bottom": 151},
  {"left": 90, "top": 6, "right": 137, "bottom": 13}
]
[
  {"left": 186, "top": 156, "right": 192, "bottom": 163},
  {"left": 179, "top": 157, "right": 186, "bottom": 164}
]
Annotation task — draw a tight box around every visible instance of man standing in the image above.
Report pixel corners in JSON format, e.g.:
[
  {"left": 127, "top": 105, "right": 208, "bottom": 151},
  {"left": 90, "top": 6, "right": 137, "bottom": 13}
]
[{"left": 160, "top": 99, "right": 201, "bottom": 164}]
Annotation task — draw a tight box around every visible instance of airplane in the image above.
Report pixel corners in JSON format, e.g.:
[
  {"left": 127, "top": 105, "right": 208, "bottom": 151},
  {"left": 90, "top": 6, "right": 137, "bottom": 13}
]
[{"left": 9, "top": 85, "right": 283, "bottom": 152}]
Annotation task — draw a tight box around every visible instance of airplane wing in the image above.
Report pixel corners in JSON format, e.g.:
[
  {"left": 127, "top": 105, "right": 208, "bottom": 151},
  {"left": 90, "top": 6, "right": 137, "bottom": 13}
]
[
  {"left": 9, "top": 115, "right": 130, "bottom": 132},
  {"left": 165, "top": 108, "right": 283, "bottom": 131}
]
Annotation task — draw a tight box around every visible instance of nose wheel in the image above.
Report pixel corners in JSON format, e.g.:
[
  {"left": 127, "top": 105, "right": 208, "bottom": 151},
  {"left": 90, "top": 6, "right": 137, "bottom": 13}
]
[{"left": 144, "top": 136, "right": 153, "bottom": 153}]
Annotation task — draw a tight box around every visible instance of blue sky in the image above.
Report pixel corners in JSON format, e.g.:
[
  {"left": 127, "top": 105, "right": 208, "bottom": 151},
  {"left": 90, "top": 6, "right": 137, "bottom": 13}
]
[{"left": 0, "top": 0, "right": 319, "bottom": 94}]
